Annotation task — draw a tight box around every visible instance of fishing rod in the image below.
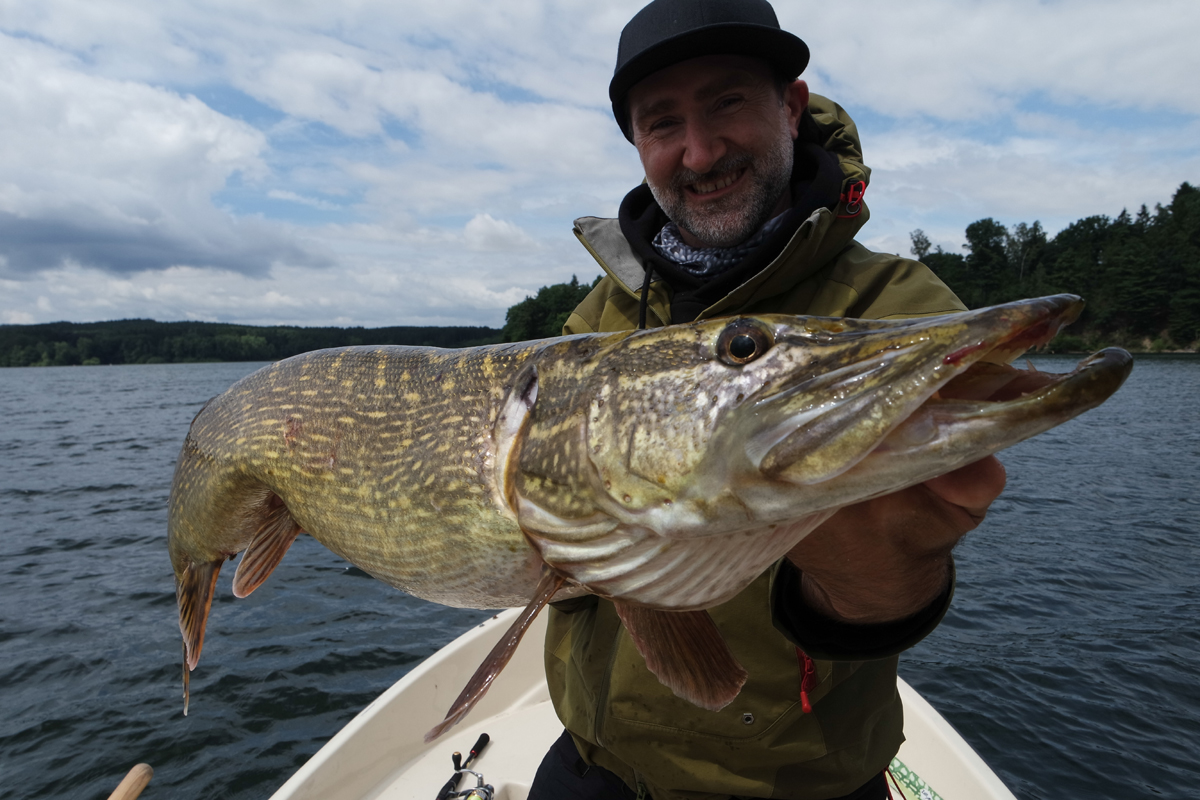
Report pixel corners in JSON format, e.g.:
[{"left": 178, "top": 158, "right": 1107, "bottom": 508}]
[{"left": 435, "top": 732, "right": 490, "bottom": 800}]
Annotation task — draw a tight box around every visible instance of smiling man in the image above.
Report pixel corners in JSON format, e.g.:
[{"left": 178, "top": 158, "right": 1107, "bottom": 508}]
[{"left": 528, "top": 2, "right": 1006, "bottom": 799}]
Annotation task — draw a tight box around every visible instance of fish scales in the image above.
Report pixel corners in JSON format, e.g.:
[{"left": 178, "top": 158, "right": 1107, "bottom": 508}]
[{"left": 170, "top": 343, "right": 548, "bottom": 608}]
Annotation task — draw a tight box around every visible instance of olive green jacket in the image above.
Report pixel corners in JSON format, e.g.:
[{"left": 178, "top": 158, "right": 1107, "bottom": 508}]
[{"left": 545, "top": 95, "right": 966, "bottom": 800}]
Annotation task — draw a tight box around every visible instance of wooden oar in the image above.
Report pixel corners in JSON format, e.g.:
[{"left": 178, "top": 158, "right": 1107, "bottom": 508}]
[{"left": 106, "top": 763, "right": 153, "bottom": 800}]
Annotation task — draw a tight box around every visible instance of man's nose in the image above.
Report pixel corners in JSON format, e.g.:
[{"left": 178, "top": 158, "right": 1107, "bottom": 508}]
[{"left": 680, "top": 120, "right": 727, "bottom": 176}]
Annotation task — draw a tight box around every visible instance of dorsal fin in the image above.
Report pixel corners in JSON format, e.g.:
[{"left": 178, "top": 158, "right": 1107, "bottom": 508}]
[
  {"left": 425, "top": 567, "right": 564, "bottom": 742},
  {"left": 613, "top": 601, "right": 747, "bottom": 711},
  {"left": 232, "top": 493, "right": 302, "bottom": 598}
]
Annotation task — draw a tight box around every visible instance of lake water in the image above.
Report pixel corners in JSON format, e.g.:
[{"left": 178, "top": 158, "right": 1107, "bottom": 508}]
[{"left": 0, "top": 355, "right": 1196, "bottom": 799}]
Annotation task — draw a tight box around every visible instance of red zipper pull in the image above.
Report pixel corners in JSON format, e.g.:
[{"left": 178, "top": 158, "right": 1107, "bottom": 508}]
[
  {"left": 796, "top": 648, "right": 818, "bottom": 713},
  {"left": 838, "top": 180, "right": 866, "bottom": 218}
]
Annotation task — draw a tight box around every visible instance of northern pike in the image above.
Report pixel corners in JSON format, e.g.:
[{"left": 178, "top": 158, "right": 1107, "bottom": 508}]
[{"left": 168, "top": 294, "right": 1131, "bottom": 740}]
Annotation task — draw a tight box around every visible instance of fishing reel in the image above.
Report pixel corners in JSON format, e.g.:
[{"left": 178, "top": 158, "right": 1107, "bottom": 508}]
[
  {"left": 448, "top": 768, "right": 494, "bottom": 799},
  {"left": 435, "top": 733, "right": 492, "bottom": 800}
]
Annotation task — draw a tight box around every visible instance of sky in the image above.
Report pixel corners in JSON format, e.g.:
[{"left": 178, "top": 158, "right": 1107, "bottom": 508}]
[{"left": 2, "top": 0, "right": 1198, "bottom": 328}]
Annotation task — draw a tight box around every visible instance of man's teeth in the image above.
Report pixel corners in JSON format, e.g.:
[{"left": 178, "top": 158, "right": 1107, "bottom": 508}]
[{"left": 692, "top": 170, "right": 741, "bottom": 194}]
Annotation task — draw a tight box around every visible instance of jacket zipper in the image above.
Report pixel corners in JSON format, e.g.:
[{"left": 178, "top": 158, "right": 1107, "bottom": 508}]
[{"left": 796, "top": 648, "right": 818, "bottom": 713}]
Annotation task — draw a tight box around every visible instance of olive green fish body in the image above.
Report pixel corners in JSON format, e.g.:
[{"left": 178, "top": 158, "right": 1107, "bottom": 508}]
[{"left": 169, "top": 295, "right": 1133, "bottom": 729}]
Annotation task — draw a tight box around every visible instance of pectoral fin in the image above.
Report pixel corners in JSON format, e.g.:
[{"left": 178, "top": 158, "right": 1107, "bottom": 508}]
[
  {"left": 232, "top": 494, "right": 301, "bottom": 598},
  {"left": 424, "top": 567, "right": 565, "bottom": 742},
  {"left": 614, "top": 601, "right": 747, "bottom": 711}
]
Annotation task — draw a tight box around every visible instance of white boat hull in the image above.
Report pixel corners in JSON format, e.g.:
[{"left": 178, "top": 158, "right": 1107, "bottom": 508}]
[{"left": 270, "top": 609, "right": 1017, "bottom": 800}]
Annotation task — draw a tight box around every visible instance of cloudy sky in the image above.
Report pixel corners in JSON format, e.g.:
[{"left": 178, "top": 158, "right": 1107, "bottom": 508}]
[{"left": 2, "top": 0, "right": 1198, "bottom": 328}]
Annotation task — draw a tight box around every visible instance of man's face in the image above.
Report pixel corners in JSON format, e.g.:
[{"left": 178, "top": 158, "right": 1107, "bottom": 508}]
[{"left": 628, "top": 55, "right": 808, "bottom": 249}]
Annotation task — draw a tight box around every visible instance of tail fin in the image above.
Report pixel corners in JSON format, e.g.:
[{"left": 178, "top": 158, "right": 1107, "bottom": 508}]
[
  {"left": 177, "top": 558, "right": 223, "bottom": 715},
  {"left": 170, "top": 439, "right": 303, "bottom": 714}
]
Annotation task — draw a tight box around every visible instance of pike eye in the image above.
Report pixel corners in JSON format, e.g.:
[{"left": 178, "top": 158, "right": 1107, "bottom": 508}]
[{"left": 718, "top": 322, "right": 773, "bottom": 366}]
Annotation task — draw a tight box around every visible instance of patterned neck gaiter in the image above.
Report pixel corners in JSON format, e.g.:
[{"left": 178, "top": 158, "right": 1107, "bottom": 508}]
[{"left": 650, "top": 213, "right": 790, "bottom": 278}]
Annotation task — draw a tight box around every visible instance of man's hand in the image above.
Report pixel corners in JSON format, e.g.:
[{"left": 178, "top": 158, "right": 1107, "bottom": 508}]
[{"left": 786, "top": 456, "right": 1007, "bottom": 624}]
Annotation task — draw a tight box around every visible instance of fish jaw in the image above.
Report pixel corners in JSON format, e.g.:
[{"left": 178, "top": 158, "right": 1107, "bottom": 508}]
[{"left": 807, "top": 347, "right": 1134, "bottom": 510}]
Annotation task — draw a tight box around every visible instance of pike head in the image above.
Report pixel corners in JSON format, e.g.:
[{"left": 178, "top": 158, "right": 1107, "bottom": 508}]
[{"left": 506, "top": 294, "right": 1131, "bottom": 610}]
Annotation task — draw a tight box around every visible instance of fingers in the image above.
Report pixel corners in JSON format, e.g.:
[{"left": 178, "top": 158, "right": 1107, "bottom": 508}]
[
  {"left": 783, "top": 458, "right": 1007, "bottom": 623},
  {"left": 922, "top": 455, "right": 1006, "bottom": 521}
]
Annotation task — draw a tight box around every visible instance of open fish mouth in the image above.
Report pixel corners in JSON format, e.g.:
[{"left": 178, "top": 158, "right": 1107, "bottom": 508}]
[
  {"left": 850, "top": 346, "right": 1132, "bottom": 488},
  {"left": 739, "top": 295, "right": 1132, "bottom": 490}
]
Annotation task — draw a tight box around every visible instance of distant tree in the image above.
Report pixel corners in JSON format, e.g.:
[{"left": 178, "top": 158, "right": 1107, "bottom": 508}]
[
  {"left": 502, "top": 275, "right": 600, "bottom": 342},
  {"left": 1039, "top": 214, "right": 1111, "bottom": 304},
  {"left": 1005, "top": 221, "right": 1047, "bottom": 292},
  {"left": 961, "top": 218, "right": 1010, "bottom": 308},
  {"left": 909, "top": 229, "right": 932, "bottom": 260},
  {"left": 1161, "top": 183, "right": 1200, "bottom": 344},
  {"left": 923, "top": 247, "right": 967, "bottom": 296},
  {"left": 1100, "top": 209, "right": 1167, "bottom": 336}
]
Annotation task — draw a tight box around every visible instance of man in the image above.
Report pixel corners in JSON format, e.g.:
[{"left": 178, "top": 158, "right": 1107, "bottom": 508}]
[{"left": 528, "top": 2, "right": 1007, "bottom": 798}]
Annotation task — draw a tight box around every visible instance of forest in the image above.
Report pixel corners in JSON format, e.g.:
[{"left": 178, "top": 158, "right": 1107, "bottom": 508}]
[
  {"left": 3, "top": 182, "right": 1196, "bottom": 366},
  {"left": 0, "top": 319, "right": 501, "bottom": 367},
  {"left": 914, "top": 181, "right": 1200, "bottom": 351}
]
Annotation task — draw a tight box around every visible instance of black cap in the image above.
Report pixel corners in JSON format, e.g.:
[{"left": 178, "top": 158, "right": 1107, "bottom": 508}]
[{"left": 610, "top": 0, "right": 809, "bottom": 141}]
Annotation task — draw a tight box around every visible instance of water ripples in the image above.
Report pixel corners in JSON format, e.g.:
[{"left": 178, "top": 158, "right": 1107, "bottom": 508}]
[{"left": 1, "top": 357, "right": 1197, "bottom": 799}]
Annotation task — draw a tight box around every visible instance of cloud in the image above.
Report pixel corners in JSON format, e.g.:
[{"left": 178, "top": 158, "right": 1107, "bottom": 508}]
[
  {"left": 0, "top": 0, "right": 1197, "bottom": 327},
  {"left": 251, "top": 50, "right": 389, "bottom": 138},
  {"left": 0, "top": 244, "right": 598, "bottom": 329},
  {"left": 789, "top": 0, "right": 1200, "bottom": 120},
  {"left": 463, "top": 214, "right": 540, "bottom": 252},
  {"left": 267, "top": 189, "right": 343, "bottom": 210},
  {"left": 0, "top": 210, "right": 329, "bottom": 277},
  {"left": 0, "top": 33, "right": 330, "bottom": 276}
]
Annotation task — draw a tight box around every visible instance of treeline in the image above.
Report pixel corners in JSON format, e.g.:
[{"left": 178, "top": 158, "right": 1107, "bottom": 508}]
[
  {"left": 914, "top": 181, "right": 1200, "bottom": 351},
  {"left": 2, "top": 277, "right": 600, "bottom": 367},
  {"left": 0, "top": 319, "right": 502, "bottom": 367}
]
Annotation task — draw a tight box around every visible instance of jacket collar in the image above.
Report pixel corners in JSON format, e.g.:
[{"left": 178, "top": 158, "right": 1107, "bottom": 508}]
[{"left": 575, "top": 205, "right": 869, "bottom": 319}]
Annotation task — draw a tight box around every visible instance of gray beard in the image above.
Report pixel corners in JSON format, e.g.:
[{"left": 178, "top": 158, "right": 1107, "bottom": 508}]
[{"left": 649, "top": 130, "right": 794, "bottom": 249}]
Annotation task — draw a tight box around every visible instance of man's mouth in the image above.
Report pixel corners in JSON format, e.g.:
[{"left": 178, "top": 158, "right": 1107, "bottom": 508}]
[{"left": 688, "top": 168, "right": 746, "bottom": 197}]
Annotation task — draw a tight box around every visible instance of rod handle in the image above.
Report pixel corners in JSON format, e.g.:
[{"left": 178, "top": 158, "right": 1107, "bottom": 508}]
[{"left": 106, "top": 763, "right": 153, "bottom": 800}]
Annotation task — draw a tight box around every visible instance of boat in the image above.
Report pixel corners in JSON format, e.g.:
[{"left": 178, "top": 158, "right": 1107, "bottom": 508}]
[{"left": 269, "top": 608, "right": 1018, "bottom": 800}]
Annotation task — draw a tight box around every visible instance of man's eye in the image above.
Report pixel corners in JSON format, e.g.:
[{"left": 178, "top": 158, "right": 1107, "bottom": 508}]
[
  {"left": 716, "top": 96, "right": 743, "bottom": 111},
  {"left": 649, "top": 119, "right": 678, "bottom": 132}
]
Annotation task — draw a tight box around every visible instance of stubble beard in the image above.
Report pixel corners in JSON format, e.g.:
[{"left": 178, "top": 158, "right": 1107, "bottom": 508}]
[{"left": 649, "top": 128, "right": 795, "bottom": 249}]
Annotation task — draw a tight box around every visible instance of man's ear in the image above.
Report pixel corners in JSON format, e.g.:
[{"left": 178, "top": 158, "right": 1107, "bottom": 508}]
[{"left": 785, "top": 80, "right": 809, "bottom": 139}]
